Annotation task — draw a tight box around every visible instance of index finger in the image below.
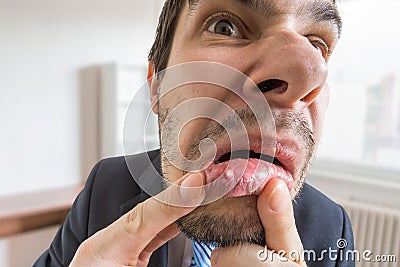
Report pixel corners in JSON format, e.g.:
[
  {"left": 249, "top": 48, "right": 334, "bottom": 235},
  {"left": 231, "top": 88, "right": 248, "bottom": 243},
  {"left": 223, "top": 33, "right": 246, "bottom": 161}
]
[{"left": 121, "top": 172, "right": 205, "bottom": 252}]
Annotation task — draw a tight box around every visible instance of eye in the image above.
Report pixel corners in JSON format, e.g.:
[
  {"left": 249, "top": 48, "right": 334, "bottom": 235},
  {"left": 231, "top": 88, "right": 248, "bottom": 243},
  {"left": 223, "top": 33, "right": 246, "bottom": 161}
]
[
  {"left": 308, "top": 36, "right": 330, "bottom": 59},
  {"left": 207, "top": 19, "right": 243, "bottom": 38}
]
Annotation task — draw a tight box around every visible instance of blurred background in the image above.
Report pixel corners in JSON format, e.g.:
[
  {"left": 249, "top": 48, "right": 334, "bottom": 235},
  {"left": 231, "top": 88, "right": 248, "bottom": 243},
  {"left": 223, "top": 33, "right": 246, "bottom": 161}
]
[{"left": 0, "top": 0, "right": 399, "bottom": 266}]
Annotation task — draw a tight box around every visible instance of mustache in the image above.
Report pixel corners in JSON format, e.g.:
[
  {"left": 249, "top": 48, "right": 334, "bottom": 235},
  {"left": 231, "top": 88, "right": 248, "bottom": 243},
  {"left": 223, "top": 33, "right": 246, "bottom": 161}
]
[
  {"left": 185, "top": 109, "right": 315, "bottom": 157},
  {"left": 274, "top": 110, "right": 316, "bottom": 147}
]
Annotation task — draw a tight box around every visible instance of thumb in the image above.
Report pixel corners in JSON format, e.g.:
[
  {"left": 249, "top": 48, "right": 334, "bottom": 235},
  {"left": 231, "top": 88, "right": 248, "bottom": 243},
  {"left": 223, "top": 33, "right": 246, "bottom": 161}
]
[{"left": 257, "top": 178, "right": 304, "bottom": 263}]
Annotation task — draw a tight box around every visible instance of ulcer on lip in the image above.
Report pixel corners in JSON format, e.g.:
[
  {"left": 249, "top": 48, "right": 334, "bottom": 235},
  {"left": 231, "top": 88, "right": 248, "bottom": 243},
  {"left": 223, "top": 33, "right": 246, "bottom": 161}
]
[{"left": 204, "top": 158, "right": 294, "bottom": 197}]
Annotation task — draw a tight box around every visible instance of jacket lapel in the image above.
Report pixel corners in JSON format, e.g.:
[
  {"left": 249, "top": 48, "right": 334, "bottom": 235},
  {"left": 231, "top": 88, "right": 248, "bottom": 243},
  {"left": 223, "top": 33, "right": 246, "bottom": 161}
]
[{"left": 148, "top": 244, "right": 168, "bottom": 267}]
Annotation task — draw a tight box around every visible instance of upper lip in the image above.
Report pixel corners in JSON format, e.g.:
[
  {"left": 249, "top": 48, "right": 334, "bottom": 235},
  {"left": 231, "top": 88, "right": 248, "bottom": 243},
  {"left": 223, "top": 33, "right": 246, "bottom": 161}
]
[{"left": 210, "top": 133, "right": 299, "bottom": 178}]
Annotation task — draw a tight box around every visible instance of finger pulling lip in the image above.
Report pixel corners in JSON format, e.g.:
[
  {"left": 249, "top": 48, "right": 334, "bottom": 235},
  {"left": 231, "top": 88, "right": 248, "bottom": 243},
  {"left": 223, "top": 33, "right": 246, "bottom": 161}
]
[
  {"left": 204, "top": 158, "right": 294, "bottom": 197},
  {"left": 201, "top": 137, "right": 300, "bottom": 197},
  {"left": 210, "top": 135, "right": 300, "bottom": 180}
]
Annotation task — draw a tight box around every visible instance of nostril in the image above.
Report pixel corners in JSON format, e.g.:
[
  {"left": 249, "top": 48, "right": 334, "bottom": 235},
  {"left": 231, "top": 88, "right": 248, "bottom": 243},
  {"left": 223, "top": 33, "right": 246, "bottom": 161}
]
[{"left": 257, "top": 79, "right": 288, "bottom": 93}]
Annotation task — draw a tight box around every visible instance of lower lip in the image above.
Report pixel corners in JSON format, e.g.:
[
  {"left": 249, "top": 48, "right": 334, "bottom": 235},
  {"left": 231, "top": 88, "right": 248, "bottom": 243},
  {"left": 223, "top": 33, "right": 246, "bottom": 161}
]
[{"left": 204, "top": 158, "right": 294, "bottom": 197}]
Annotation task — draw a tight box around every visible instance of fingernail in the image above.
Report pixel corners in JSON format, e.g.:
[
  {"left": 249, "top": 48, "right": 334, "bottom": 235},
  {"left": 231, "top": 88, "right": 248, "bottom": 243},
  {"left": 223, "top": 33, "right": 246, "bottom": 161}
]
[
  {"left": 268, "top": 182, "right": 291, "bottom": 213},
  {"left": 180, "top": 172, "right": 204, "bottom": 202},
  {"left": 211, "top": 247, "right": 219, "bottom": 264}
]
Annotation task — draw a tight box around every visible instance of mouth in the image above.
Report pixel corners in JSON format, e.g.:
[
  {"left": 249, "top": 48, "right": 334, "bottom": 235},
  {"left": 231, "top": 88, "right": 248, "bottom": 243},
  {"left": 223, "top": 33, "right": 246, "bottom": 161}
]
[
  {"left": 215, "top": 150, "right": 281, "bottom": 166},
  {"left": 204, "top": 145, "right": 296, "bottom": 197}
]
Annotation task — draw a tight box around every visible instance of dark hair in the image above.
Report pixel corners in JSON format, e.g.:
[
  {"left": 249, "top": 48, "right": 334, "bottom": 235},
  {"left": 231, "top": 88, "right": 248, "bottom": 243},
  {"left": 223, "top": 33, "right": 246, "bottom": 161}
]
[
  {"left": 148, "top": 0, "right": 339, "bottom": 74},
  {"left": 148, "top": 0, "right": 186, "bottom": 74}
]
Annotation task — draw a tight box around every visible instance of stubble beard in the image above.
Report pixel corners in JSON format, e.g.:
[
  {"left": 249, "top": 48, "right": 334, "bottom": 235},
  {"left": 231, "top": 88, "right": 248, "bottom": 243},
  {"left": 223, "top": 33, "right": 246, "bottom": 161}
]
[{"left": 158, "top": 106, "right": 316, "bottom": 247}]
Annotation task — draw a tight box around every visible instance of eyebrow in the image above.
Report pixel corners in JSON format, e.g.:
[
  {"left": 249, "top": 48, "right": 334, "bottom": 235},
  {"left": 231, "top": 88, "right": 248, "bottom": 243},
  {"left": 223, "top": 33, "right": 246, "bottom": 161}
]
[
  {"left": 297, "top": 1, "right": 342, "bottom": 36},
  {"left": 188, "top": 0, "right": 342, "bottom": 37}
]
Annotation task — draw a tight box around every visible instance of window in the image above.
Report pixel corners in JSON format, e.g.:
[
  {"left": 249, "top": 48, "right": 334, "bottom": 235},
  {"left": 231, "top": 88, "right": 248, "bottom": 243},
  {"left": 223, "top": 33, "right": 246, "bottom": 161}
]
[{"left": 312, "top": 0, "right": 400, "bottom": 181}]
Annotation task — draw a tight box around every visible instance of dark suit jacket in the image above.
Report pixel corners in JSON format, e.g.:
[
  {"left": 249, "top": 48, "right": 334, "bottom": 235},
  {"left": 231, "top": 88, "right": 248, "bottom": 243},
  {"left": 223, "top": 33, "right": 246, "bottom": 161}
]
[{"left": 34, "top": 150, "right": 355, "bottom": 266}]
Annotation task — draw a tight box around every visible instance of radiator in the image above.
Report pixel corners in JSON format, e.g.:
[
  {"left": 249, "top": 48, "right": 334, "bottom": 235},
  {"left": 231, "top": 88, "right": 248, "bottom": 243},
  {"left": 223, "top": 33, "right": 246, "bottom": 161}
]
[{"left": 339, "top": 199, "right": 400, "bottom": 267}]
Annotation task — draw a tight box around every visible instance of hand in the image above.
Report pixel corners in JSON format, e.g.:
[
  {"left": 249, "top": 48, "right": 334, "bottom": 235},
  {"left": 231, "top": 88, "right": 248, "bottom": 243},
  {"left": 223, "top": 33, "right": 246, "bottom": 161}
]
[
  {"left": 70, "top": 172, "right": 205, "bottom": 267},
  {"left": 210, "top": 178, "right": 307, "bottom": 266}
]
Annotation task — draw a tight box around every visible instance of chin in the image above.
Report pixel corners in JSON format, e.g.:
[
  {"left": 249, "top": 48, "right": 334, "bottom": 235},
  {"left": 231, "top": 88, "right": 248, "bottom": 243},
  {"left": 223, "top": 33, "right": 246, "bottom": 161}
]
[{"left": 176, "top": 195, "right": 267, "bottom": 246}]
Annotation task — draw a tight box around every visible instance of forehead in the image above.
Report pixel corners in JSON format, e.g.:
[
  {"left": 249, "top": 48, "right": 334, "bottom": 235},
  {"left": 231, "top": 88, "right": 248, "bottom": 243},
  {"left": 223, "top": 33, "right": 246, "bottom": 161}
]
[{"left": 187, "top": 0, "right": 342, "bottom": 36}]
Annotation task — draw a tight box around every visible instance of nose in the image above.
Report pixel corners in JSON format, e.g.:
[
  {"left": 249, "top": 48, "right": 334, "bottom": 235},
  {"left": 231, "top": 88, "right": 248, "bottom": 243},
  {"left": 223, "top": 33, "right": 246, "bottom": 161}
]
[{"left": 245, "top": 30, "right": 328, "bottom": 109}]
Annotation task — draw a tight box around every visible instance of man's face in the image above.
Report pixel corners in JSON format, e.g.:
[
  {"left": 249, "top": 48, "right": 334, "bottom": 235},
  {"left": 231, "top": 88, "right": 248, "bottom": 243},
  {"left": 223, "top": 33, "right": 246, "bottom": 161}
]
[{"left": 150, "top": 0, "right": 340, "bottom": 246}]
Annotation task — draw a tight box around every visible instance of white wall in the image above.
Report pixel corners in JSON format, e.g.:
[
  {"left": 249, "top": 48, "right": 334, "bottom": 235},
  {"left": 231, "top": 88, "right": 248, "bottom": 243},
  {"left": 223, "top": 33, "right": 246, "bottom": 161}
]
[{"left": 0, "top": 0, "right": 164, "bottom": 196}]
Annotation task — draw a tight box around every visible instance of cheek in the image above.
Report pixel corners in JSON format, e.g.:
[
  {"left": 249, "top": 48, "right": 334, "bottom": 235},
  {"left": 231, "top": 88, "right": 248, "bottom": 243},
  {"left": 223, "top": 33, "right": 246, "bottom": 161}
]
[
  {"left": 319, "top": 85, "right": 331, "bottom": 114},
  {"left": 157, "top": 86, "right": 222, "bottom": 149},
  {"left": 310, "top": 85, "right": 330, "bottom": 138}
]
